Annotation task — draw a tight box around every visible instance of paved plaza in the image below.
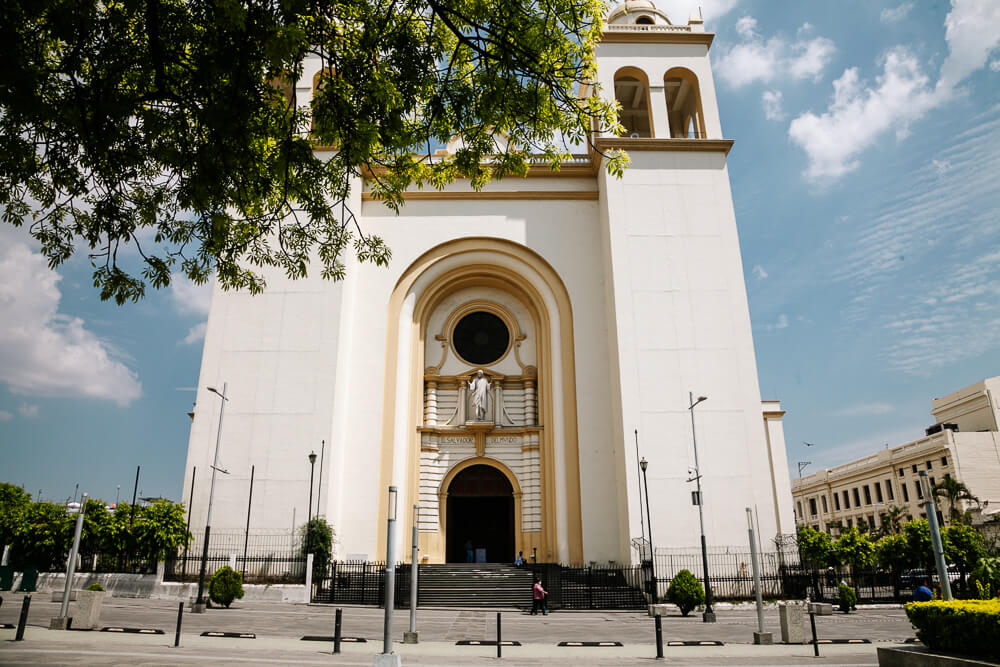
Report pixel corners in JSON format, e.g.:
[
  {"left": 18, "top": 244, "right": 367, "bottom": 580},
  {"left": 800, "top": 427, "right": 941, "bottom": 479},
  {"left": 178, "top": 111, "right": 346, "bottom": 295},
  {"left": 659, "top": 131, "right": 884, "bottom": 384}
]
[{"left": 0, "top": 595, "right": 918, "bottom": 665}]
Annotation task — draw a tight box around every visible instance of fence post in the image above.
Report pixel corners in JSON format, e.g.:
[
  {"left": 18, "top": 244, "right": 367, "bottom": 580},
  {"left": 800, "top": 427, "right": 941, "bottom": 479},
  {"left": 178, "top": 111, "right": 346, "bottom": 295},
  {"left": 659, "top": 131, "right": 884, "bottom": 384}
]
[{"left": 587, "top": 566, "right": 593, "bottom": 610}]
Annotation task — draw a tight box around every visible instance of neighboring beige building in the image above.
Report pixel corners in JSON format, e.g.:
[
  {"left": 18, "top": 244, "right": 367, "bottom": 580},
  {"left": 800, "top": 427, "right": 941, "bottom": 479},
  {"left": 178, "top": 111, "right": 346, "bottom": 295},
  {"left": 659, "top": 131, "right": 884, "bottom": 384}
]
[{"left": 792, "top": 377, "right": 1000, "bottom": 534}]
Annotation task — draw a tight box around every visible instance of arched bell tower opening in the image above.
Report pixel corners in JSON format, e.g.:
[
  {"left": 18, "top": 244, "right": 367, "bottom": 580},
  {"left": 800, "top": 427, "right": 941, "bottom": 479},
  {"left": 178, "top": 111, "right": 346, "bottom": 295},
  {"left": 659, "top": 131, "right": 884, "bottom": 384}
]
[{"left": 444, "top": 464, "right": 515, "bottom": 562}]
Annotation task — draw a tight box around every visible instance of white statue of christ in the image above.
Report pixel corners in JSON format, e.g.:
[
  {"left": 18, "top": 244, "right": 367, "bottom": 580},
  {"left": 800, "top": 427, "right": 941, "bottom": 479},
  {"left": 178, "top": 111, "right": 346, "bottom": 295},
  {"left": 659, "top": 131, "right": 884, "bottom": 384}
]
[{"left": 469, "top": 370, "right": 491, "bottom": 421}]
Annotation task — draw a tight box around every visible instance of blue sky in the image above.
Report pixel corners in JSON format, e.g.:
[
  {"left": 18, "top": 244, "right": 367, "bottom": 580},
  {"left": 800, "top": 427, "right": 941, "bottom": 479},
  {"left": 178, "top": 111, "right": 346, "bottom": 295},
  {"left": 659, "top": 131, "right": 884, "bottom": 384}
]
[{"left": 1, "top": 0, "right": 998, "bottom": 504}]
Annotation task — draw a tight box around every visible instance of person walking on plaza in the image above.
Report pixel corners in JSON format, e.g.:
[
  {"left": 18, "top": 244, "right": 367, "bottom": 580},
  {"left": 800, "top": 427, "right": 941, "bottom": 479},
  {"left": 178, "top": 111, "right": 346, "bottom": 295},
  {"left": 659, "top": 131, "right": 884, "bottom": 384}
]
[
  {"left": 913, "top": 579, "right": 933, "bottom": 602},
  {"left": 531, "top": 576, "right": 547, "bottom": 615}
]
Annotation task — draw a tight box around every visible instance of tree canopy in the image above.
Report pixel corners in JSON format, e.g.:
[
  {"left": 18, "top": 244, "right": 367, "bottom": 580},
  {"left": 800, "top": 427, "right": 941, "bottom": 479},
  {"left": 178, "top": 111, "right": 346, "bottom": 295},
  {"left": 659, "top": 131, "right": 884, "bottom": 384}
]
[{"left": 0, "top": 0, "right": 626, "bottom": 304}]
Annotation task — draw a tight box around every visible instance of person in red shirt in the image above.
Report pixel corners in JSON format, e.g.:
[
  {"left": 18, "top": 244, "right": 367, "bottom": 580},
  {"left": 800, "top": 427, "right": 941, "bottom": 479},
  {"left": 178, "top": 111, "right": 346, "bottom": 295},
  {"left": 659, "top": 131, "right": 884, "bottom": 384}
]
[{"left": 531, "top": 576, "right": 547, "bottom": 615}]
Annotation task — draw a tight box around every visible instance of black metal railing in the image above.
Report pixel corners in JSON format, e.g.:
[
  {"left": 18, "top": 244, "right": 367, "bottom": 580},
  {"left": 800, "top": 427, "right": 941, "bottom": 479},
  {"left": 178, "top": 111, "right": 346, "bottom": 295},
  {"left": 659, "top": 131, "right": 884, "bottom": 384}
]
[
  {"left": 312, "top": 561, "right": 411, "bottom": 607},
  {"left": 163, "top": 530, "right": 306, "bottom": 584}
]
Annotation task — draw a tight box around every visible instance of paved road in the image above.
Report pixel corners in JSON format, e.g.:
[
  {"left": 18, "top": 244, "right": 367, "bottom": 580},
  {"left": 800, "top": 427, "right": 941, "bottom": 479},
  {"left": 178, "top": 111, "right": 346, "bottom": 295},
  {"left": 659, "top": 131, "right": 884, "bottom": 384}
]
[{"left": 0, "top": 595, "right": 917, "bottom": 665}]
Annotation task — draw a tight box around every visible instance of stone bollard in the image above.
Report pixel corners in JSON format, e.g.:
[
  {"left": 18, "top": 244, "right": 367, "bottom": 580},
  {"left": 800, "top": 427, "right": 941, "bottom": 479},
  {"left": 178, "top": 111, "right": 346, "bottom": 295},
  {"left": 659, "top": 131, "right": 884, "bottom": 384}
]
[
  {"left": 648, "top": 603, "right": 669, "bottom": 617},
  {"left": 778, "top": 601, "right": 806, "bottom": 644}
]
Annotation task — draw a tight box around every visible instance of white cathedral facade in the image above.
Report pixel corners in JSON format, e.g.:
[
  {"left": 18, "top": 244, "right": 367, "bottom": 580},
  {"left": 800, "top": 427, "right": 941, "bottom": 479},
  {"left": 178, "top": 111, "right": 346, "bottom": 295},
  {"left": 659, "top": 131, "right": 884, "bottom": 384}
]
[{"left": 183, "top": 1, "right": 796, "bottom": 565}]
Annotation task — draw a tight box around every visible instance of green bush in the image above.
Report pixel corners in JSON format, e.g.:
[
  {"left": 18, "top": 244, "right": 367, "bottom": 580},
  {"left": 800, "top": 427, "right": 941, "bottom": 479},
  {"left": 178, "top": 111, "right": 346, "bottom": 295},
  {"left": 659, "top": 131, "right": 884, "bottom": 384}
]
[
  {"left": 666, "top": 569, "right": 705, "bottom": 616},
  {"left": 838, "top": 583, "right": 857, "bottom": 613},
  {"left": 86, "top": 583, "right": 104, "bottom": 592},
  {"left": 208, "top": 566, "right": 245, "bottom": 608},
  {"left": 969, "top": 557, "right": 1000, "bottom": 600},
  {"left": 906, "top": 599, "right": 1000, "bottom": 660}
]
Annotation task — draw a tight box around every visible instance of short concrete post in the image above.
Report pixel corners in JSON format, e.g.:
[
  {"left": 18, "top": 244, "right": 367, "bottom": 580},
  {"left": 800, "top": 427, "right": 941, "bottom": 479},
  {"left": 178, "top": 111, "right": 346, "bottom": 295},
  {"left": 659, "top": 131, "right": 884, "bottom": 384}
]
[
  {"left": 228, "top": 554, "right": 237, "bottom": 570},
  {"left": 778, "top": 601, "right": 806, "bottom": 644},
  {"left": 304, "top": 553, "right": 314, "bottom": 604}
]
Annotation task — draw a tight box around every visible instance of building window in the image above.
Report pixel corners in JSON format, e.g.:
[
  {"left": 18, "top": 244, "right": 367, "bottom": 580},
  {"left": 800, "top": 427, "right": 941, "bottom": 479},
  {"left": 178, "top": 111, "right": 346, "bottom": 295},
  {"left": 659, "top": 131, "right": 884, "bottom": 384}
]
[
  {"left": 902, "top": 484, "right": 909, "bottom": 502},
  {"left": 664, "top": 68, "right": 706, "bottom": 138},
  {"left": 899, "top": 469, "right": 905, "bottom": 477},
  {"left": 853, "top": 488, "right": 861, "bottom": 507},
  {"left": 863, "top": 485, "right": 872, "bottom": 505},
  {"left": 944, "top": 473, "right": 950, "bottom": 480},
  {"left": 875, "top": 482, "right": 883, "bottom": 503},
  {"left": 834, "top": 493, "right": 841, "bottom": 511},
  {"left": 930, "top": 476, "right": 936, "bottom": 487},
  {"left": 813, "top": 524, "right": 820, "bottom": 531},
  {"left": 453, "top": 311, "right": 510, "bottom": 365},
  {"left": 821, "top": 495, "right": 828, "bottom": 513},
  {"left": 846, "top": 518, "right": 853, "bottom": 528},
  {"left": 797, "top": 501, "right": 803, "bottom": 518},
  {"left": 809, "top": 498, "right": 818, "bottom": 516},
  {"left": 926, "top": 460, "right": 932, "bottom": 470},
  {"left": 614, "top": 68, "right": 652, "bottom": 137},
  {"left": 915, "top": 481, "right": 923, "bottom": 499},
  {"left": 843, "top": 490, "right": 850, "bottom": 509},
  {"left": 912, "top": 464, "right": 918, "bottom": 473},
  {"left": 941, "top": 456, "right": 948, "bottom": 466},
  {"left": 635, "top": 15, "right": 655, "bottom": 25},
  {"left": 886, "top": 480, "right": 894, "bottom": 500}
]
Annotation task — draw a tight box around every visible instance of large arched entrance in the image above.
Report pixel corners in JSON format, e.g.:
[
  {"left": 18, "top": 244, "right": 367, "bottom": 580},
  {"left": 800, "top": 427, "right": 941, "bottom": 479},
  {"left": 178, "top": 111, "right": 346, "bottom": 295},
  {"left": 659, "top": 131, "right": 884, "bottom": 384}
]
[{"left": 445, "top": 465, "right": 514, "bottom": 563}]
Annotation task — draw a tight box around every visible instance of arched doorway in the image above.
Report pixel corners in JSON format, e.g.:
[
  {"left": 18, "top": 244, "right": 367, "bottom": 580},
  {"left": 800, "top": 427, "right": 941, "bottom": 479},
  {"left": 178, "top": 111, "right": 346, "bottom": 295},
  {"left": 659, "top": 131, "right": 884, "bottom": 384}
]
[{"left": 446, "top": 465, "right": 514, "bottom": 563}]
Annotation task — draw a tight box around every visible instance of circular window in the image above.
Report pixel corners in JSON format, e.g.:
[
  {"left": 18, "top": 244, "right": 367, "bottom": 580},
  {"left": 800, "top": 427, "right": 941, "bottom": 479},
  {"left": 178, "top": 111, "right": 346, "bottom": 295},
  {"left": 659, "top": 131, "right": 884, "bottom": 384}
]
[{"left": 453, "top": 311, "right": 510, "bottom": 365}]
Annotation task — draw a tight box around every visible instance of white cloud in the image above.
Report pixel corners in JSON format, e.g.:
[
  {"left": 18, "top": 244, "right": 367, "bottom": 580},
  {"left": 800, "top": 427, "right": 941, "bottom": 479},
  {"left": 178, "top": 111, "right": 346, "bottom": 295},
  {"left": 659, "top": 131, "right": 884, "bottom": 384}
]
[
  {"left": 788, "top": 49, "right": 936, "bottom": 182},
  {"left": 831, "top": 403, "right": 895, "bottom": 417},
  {"left": 761, "top": 90, "right": 785, "bottom": 121},
  {"left": 169, "top": 274, "right": 213, "bottom": 317},
  {"left": 752, "top": 264, "right": 769, "bottom": 279},
  {"left": 775, "top": 314, "right": 789, "bottom": 329},
  {"left": 655, "top": 0, "right": 740, "bottom": 23},
  {"left": 991, "top": 60, "right": 1000, "bottom": 72},
  {"left": 714, "top": 18, "right": 836, "bottom": 88},
  {"left": 932, "top": 159, "right": 951, "bottom": 174},
  {"left": 937, "top": 0, "right": 1000, "bottom": 91},
  {"left": 18, "top": 403, "right": 39, "bottom": 418},
  {"left": 789, "top": 0, "right": 1000, "bottom": 183},
  {"left": 880, "top": 3, "right": 914, "bottom": 24},
  {"left": 0, "top": 411, "right": 11, "bottom": 421},
  {"left": 181, "top": 321, "right": 208, "bottom": 346},
  {"left": 0, "top": 239, "right": 142, "bottom": 406}
]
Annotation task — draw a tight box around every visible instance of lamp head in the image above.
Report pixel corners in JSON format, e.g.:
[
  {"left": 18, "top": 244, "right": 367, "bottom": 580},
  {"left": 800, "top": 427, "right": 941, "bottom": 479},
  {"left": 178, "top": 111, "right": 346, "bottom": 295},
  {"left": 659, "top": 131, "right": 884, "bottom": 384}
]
[
  {"left": 639, "top": 457, "right": 648, "bottom": 472},
  {"left": 309, "top": 451, "right": 317, "bottom": 464}
]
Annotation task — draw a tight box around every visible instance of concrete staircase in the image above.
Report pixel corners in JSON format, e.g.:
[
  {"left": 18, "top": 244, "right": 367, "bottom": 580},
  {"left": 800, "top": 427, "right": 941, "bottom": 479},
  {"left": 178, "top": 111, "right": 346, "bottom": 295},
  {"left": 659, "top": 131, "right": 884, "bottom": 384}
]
[{"left": 417, "top": 563, "right": 534, "bottom": 608}]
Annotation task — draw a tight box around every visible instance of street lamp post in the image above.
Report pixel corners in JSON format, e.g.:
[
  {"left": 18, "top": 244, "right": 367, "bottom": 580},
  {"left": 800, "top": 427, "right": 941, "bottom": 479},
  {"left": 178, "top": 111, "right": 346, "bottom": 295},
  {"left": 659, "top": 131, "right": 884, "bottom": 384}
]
[
  {"left": 639, "top": 458, "right": 656, "bottom": 603},
  {"left": 195, "top": 382, "right": 228, "bottom": 612},
  {"left": 688, "top": 392, "right": 715, "bottom": 622},
  {"left": 307, "top": 451, "right": 317, "bottom": 551}
]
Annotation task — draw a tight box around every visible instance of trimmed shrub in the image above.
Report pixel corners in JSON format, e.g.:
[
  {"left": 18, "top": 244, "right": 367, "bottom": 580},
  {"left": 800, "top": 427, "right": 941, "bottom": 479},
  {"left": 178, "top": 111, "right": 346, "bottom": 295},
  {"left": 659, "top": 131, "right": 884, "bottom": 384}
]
[
  {"left": 906, "top": 599, "right": 1000, "bottom": 660},
  {"left": 208, "top": 566, "right": 245, "bottom": 608},
  {"left": 838, "top": 583, "right": 857, "bottom": 613},
  {"left": 666, "top": 569, "right": 705, "bottom": 616},
  {"left": 969, "top": 557, "right": 1000, "bottom": 600},
  {"left": 86, "top": 583, "right": 104, "bottom": 592}
]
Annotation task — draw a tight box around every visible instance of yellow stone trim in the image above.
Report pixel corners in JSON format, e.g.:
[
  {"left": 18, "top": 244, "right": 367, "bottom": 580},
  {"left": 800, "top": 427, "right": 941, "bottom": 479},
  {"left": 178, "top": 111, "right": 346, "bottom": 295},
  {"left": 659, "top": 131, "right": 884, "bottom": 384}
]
[
  {"left": 361, "top": 191, "right": 599, "bottom": 202},
  {"left": 762, "top": 410, "right": 786, "bottom": 419},
  {"left": 594, "top": 138, "right": 733, "bottom": 154},
  {"left": 600, "top": 31, "right": 715, "bottom": 48},
  {"left": 377, "top": 238, "right": 583, "bottom": 565}
]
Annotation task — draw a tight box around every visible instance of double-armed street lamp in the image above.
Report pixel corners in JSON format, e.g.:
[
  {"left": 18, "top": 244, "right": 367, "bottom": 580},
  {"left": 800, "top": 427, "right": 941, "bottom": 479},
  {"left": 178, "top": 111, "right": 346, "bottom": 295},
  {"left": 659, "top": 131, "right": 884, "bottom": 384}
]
[
  {"left": 687, "top": 392, "right": 716, "bottom": 622},
  {"left": 195, "top": 382, "right": 229, "bottom": 611}
]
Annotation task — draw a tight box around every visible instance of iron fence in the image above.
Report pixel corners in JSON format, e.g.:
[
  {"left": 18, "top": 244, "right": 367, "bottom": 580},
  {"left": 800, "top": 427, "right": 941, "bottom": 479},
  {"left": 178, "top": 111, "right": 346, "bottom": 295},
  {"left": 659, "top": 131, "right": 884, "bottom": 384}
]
[
  {"left": 163, "top": 530, "right": 306, "bottom": 584},
  {"left": 312, "top": 561, "right": 411, "bottom": 607}
]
